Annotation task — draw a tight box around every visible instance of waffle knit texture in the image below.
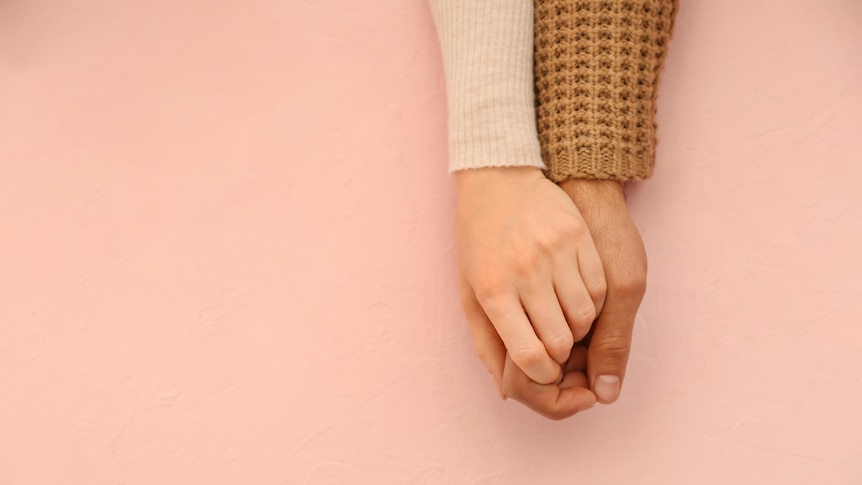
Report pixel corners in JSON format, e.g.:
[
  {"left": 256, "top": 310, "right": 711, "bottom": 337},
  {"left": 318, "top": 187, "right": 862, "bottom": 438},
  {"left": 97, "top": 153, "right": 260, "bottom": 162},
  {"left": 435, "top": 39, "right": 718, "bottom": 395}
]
[
  {"left": 430, "top": 0, "right": 546, "bottom": 172},
  {"left": 534, "top": 0, "right": 678, "bottom": 182}
]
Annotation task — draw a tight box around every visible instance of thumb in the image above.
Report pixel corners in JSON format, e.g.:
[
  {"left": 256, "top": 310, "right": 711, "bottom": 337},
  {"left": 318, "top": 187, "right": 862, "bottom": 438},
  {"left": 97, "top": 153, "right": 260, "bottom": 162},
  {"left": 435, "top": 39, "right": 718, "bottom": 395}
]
[{"left": 587, "top": 282, "right": 644, "bottom": 404}]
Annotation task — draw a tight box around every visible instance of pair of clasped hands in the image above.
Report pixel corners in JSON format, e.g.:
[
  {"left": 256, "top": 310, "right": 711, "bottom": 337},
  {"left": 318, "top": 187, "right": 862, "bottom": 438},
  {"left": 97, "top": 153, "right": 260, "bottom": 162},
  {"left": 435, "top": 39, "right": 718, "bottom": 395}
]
[{"left": 457, "top": 166, "right": 648, "bottom": 420}]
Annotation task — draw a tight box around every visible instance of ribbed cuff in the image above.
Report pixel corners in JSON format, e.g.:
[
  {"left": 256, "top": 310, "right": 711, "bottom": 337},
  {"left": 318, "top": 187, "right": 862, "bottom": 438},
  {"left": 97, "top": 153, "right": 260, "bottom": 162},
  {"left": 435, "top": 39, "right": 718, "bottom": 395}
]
[
  {"left": 430, "top": 0, "right": 546, "bottom": 172},
  {"left": 534, "top": 0, "right": 678, "bottom": 182}
]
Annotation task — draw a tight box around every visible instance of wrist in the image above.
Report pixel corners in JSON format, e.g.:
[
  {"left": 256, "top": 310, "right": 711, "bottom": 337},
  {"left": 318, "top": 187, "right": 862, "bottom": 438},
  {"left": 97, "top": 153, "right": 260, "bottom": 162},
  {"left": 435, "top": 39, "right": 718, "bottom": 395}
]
[
  {"left": 560, "top": 179, "right": 625, "bottom": 201},
  {"left": 455, "top": 166, "right": 544, "bottom": 191}
]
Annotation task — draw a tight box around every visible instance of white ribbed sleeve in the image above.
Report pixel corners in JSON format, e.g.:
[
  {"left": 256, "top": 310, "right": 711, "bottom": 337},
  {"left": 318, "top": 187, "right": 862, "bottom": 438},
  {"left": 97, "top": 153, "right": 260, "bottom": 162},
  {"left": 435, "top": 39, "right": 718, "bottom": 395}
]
[{"left": 429, "top": 0, "right": 546, "bottom": 172}]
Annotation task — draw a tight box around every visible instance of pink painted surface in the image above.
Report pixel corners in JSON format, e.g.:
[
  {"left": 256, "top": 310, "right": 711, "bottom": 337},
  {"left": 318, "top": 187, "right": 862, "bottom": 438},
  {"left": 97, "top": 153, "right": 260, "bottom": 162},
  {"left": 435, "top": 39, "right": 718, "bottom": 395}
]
[{"left": 1, "top": 0, "right": 860, "bottom": 483}]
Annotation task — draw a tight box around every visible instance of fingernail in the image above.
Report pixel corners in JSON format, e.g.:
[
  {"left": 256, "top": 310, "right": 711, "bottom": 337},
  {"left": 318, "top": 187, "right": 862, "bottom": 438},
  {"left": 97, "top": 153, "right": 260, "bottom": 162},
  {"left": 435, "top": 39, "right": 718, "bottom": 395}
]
[{"left": 594, "top": 375, "right": 620, "bottom": 403}]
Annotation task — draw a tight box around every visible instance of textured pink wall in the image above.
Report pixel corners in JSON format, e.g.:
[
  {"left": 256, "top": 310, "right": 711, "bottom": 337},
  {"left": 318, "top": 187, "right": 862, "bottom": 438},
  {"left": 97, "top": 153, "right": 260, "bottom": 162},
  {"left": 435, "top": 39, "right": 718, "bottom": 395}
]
[{"left": 1, "top": 0, "right": 861, "bottom": 483}]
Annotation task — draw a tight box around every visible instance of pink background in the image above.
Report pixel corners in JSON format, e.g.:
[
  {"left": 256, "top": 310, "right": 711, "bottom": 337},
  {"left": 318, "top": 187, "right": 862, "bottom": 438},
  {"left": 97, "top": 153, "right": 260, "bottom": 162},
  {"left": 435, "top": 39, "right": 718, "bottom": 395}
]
[{"left": 1, "top": 0, "right": 861, "bottom": 483}]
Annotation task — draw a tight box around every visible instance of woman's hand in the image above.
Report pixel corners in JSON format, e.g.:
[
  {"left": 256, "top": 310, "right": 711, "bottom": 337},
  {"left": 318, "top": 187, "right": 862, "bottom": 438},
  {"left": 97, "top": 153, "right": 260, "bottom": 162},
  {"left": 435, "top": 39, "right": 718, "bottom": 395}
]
[
  {"left": 488, "top": 179, "right": 648, "bottom": 419},
  {"left": 456, "top": 167, "right": 607, "bottom": 391}
]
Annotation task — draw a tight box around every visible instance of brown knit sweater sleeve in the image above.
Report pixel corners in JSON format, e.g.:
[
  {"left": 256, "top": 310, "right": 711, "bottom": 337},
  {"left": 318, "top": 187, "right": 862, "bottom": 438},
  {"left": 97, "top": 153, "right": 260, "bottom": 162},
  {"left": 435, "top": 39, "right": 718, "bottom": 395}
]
[{"left": 534, "top": 0, "right": 678, "bottom": 182}]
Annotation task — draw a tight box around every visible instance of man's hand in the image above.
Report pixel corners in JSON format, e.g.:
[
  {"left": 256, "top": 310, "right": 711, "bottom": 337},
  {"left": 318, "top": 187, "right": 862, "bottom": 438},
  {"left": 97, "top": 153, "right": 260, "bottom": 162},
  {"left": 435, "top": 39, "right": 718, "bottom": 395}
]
[
  {"left": 499, "top": 343, "right": 596, "bottom": 420},
  {"left": 457, "top": 167, "right": 607, "bottom": 391},
  {"left": 493, "top": 179, "right": 648, "bottom": 419},
  {"left": 560, "top": 179, "right": 647, "bottom": 404}
]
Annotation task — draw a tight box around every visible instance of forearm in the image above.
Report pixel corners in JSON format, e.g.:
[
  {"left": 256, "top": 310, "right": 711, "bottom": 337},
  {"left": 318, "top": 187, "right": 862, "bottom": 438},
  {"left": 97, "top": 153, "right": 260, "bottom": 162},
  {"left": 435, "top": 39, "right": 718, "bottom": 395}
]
[
  {"left": 534, "top": 0, "right": 678, "bottom": 182},
  {"left": 430, "top": 0, "right": 545, "bottom": 172}
]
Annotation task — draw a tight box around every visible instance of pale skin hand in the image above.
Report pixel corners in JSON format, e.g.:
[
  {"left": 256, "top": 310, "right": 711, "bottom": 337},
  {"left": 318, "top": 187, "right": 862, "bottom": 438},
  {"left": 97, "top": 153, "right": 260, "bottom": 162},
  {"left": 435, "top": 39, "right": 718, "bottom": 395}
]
[
  {"left": 457, "top": 167, "right": 607, "bottom": 391},
  {"left": 498, "top": 179, "right": 648, "bottom": 419}
]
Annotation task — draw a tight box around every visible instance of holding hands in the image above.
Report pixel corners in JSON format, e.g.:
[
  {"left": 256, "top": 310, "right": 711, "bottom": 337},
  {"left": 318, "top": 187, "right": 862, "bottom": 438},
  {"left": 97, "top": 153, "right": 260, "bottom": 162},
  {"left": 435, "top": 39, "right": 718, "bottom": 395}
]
[
  {"left": 430, "top": 0, "right": 675, "bottom": 419},
  {"left": 456, "top": 167, "right": 606, "bottom": 418},
  {"left": 458, "top": 170, "right": 647, "bottom": 420}
]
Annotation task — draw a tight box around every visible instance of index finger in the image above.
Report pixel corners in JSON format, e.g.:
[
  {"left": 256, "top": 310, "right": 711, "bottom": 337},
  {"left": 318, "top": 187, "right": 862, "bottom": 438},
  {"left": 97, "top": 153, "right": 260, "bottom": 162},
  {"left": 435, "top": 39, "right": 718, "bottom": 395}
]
[{"left": 480, "top": 294, "right": 561, "bottom": 385}]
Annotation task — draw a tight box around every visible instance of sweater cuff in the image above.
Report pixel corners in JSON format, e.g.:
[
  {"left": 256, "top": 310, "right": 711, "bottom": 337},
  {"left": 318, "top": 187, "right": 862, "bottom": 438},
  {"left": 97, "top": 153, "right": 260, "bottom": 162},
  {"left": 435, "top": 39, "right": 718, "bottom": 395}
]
[
  {"left": 430, "top": 0, "right": 546, "bottom": 172},
  {"left": 534, "top": 0, "right": 678, "bottom": 182}
]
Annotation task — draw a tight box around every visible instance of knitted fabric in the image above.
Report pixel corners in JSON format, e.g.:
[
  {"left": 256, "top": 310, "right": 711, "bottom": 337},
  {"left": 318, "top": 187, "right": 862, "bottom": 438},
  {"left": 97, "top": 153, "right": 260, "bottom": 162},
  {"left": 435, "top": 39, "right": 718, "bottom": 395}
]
[
  {"left": 534, "top": 0, "right": 678, "bottom": 182},
  {"left": 430, "top": 0, "right": 546, "bottom": 172}
]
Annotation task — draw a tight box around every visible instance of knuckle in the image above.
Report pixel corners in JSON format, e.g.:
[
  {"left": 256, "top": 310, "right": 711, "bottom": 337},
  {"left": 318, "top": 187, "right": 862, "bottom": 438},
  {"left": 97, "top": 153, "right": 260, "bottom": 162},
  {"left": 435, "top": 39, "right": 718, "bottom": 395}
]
[
  {"left": 472, "top": 275, "right": 509, "bottom": 302},
  {"left": 547, "top": 333, "right": 574, "bottom": 361},
  {"left": 570, "top": 302, "right": 597, "bottom": 326},
  {"left": 511, "top": 250, "right": 541, "bottom": 276},
  {"left": 590, "top": 277, "right": 609, "bottom": 300},
  {"left": 476, "top": 293, "right": 511, "bottom": 318},
  {"left": 592, "top": 335, "right": 631, "bottom": 365},
  {"left": 559, "top": 216, "right": 585, "bottom": 238},
  {"left": 535, "top": 230, "right": 563, "bottom": 252},
  {"left": 510, "top": 345, "right": 546, "bottom": 369},
  {"left": 614, "top": 271, "right": 647, "bottom": 299}
]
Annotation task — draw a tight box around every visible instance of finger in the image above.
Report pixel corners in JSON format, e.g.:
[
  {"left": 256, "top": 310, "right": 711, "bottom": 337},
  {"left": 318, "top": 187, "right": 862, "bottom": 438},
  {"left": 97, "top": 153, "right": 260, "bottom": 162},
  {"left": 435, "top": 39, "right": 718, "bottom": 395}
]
[
  {"left": 480, "top": 293, "right": 561, "bottom": 385},
  {"left": 461, "top": 286, "right": 506, "bottom": 399},
  {"left": 559, "top": 370, "right": 589, "bottom": 390},
  {"left": 520, "top": 282, "right": 574, "bottom": 365},
  {"left": 558, "top": 346, "right": 588, "bottom": 389},
  {"left": 576, "top": 244, "right": 607, "bottom": 320},
  {"left": 566, "top": 345, "right": 588, "bottom": 371},
  {"left": 501, "top": 354, "right": 596, "bottom": 421},
  {"left": 587, "top": 288, "right": 644, "bottom": 404},
  {"left": 553, "top": 264, "right": 597, "bottom": 343}
]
